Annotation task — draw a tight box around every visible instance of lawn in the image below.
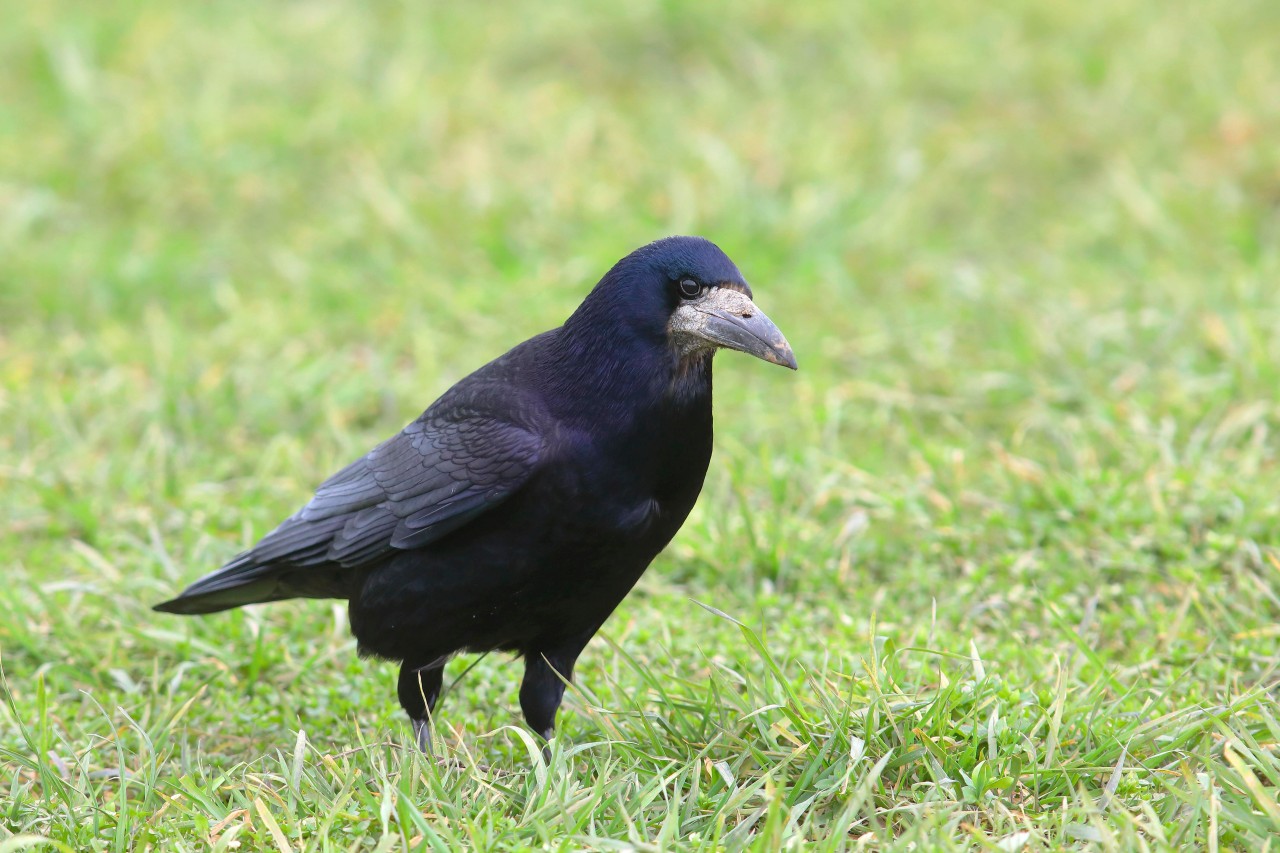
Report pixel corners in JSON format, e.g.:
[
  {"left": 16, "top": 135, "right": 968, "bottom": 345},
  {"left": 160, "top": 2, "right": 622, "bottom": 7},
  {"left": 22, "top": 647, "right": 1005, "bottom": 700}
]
[{"left": 3, "top": 0, "right": 1280, "bottom": 849}]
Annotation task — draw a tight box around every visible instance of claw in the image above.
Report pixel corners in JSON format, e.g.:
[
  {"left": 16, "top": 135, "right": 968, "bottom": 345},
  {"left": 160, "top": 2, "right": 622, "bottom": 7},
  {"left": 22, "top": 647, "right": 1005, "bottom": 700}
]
[{"left": 412, "top": 718, "right": 434, "bottom": 756}]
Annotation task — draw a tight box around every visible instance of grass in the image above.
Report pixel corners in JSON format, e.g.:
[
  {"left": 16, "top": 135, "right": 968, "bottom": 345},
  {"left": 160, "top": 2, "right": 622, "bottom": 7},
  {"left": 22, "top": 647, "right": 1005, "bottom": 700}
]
[{"left": 2, "top": 0, "right": 1280, "bottom": 848}]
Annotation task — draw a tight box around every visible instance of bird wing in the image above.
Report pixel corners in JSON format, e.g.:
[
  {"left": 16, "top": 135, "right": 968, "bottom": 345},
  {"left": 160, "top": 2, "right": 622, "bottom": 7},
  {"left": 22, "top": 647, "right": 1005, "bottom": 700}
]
[
  {"left": 269, "top": 398, "right": 545, "bottom": 568},
  {"left": 156, "top": 388, "right": 546, "bottom": 612}
]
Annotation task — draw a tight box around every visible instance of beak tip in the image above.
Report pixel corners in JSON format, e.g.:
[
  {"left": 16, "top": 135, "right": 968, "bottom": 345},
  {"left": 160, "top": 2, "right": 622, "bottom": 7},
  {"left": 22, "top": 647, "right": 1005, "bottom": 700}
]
[{"left": 770, "top": 345, "right": 798, "bottom": 371}]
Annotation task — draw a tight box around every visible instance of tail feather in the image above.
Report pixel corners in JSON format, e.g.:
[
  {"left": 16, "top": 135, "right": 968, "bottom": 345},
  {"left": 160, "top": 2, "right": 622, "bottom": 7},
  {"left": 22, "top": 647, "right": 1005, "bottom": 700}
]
[
  {"left": 154, "top": 552, "right": 367, "bottom": 614},
  {"left": 153, "top": 553, "right": 290, "bottom": 614}
]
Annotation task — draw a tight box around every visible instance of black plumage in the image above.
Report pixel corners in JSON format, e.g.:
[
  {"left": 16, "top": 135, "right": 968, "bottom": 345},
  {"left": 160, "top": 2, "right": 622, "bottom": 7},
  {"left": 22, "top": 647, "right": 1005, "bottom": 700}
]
[{"left": 156, "top": 236, "right": 796, "bottom": 751}]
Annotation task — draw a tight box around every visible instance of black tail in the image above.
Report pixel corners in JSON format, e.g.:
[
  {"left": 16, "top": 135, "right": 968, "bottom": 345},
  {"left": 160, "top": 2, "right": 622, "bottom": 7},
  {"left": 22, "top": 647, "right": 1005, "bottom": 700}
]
[
  {"left": 153, "top": 553, "right": 292, "bottom": 615},
  {"left": 154, "top": 551, "right": 364, "bottom": 614}
]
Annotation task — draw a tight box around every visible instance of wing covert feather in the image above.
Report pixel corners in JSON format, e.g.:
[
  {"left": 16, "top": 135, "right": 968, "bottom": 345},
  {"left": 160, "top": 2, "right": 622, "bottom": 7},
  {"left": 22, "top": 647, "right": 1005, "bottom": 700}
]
[{"left": 251, "top": 394, "right": 545, "bottom": 571}]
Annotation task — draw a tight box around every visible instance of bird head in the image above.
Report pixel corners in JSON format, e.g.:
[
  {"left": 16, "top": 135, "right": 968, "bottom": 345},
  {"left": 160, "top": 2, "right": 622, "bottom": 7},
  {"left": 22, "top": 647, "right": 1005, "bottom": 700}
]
[{"left": 575, "top": 236, "right": 797, "bottom": 371}]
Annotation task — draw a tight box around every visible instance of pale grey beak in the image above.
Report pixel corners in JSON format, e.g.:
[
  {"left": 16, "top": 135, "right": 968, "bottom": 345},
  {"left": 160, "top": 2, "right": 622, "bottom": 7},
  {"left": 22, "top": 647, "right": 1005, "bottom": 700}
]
[{"left": 669, "top": 288, "right": 798, "bottom": 370}]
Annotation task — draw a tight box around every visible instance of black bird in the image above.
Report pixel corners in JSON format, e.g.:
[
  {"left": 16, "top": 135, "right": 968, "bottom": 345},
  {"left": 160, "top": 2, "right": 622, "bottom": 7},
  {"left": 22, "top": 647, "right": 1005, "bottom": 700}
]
[{"left": 156, "top": 236, "right": 796, "bottom": 752}]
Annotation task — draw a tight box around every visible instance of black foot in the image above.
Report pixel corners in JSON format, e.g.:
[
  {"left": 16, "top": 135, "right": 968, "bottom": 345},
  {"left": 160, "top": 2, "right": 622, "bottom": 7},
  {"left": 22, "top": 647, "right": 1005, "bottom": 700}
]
[
  {"left": 398, "top": 662, "right": 444, "bottom": 756},
  {"left": 412, "top": 717, "right": 434, "bottom": 756},
  {"left": 520, "top": 636, "right": 593, "bottom": 763}
]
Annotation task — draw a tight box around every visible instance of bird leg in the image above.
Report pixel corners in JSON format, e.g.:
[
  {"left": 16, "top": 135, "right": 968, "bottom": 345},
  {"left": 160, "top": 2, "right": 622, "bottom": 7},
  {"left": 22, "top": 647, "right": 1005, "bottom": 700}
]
[
  {"left": 519, "top": 638, "right": 590, "bottom": 759},
  {"left": 397, "top": 662, "right": 444, "bottom": 755}
]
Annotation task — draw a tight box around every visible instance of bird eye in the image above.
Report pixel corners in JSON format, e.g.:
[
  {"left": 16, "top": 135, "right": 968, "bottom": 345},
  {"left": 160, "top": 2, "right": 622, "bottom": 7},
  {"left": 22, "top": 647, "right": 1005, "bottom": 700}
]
[{"left": 678, "top": 279, "right": 702, "bottom": 299}]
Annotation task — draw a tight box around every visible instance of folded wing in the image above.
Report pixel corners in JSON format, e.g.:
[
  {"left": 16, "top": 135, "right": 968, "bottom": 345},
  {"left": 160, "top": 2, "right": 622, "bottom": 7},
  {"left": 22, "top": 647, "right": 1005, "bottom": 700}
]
[{"left": 155, "top": 389, "right": 545, "bottom": 614}]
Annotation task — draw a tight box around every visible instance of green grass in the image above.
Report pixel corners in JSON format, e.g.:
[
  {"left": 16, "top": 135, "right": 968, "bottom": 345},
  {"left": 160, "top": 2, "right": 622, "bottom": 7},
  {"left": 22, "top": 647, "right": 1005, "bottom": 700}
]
[{"left": 3, "top": 0, "right": 1280, "bottom": 848}]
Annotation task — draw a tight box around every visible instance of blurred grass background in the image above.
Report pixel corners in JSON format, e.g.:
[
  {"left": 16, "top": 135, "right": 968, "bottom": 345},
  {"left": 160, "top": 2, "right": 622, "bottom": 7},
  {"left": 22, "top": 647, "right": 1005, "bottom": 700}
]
[{"left": 2, "top": 0, "right": 1280, "bottom": 849}]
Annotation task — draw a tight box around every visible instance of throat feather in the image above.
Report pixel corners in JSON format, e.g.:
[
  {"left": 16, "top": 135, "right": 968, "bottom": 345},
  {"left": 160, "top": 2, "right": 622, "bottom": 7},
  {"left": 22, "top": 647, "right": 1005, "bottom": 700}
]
[{"left": 668, "top": 350, "right": 714, "bottom": 404}]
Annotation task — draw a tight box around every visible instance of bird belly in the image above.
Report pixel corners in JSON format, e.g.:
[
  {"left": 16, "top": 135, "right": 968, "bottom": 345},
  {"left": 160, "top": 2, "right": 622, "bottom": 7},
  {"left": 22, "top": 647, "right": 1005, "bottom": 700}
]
[{"left": 348, "top": 488, "right": 685, "bottom": 663}]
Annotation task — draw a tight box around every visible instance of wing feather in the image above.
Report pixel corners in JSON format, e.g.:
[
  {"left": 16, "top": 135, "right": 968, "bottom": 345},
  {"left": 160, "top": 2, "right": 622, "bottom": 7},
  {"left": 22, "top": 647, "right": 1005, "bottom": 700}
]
[{"left": 155, "top": 384, "right": 547, "bottom": 613}]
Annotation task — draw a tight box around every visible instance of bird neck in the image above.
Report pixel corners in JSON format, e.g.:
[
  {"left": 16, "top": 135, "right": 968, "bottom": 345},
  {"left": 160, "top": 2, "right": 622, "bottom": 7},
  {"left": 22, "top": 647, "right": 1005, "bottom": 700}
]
[{"left": 540, "top": 323, "right": 714, "bottom": 429}]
